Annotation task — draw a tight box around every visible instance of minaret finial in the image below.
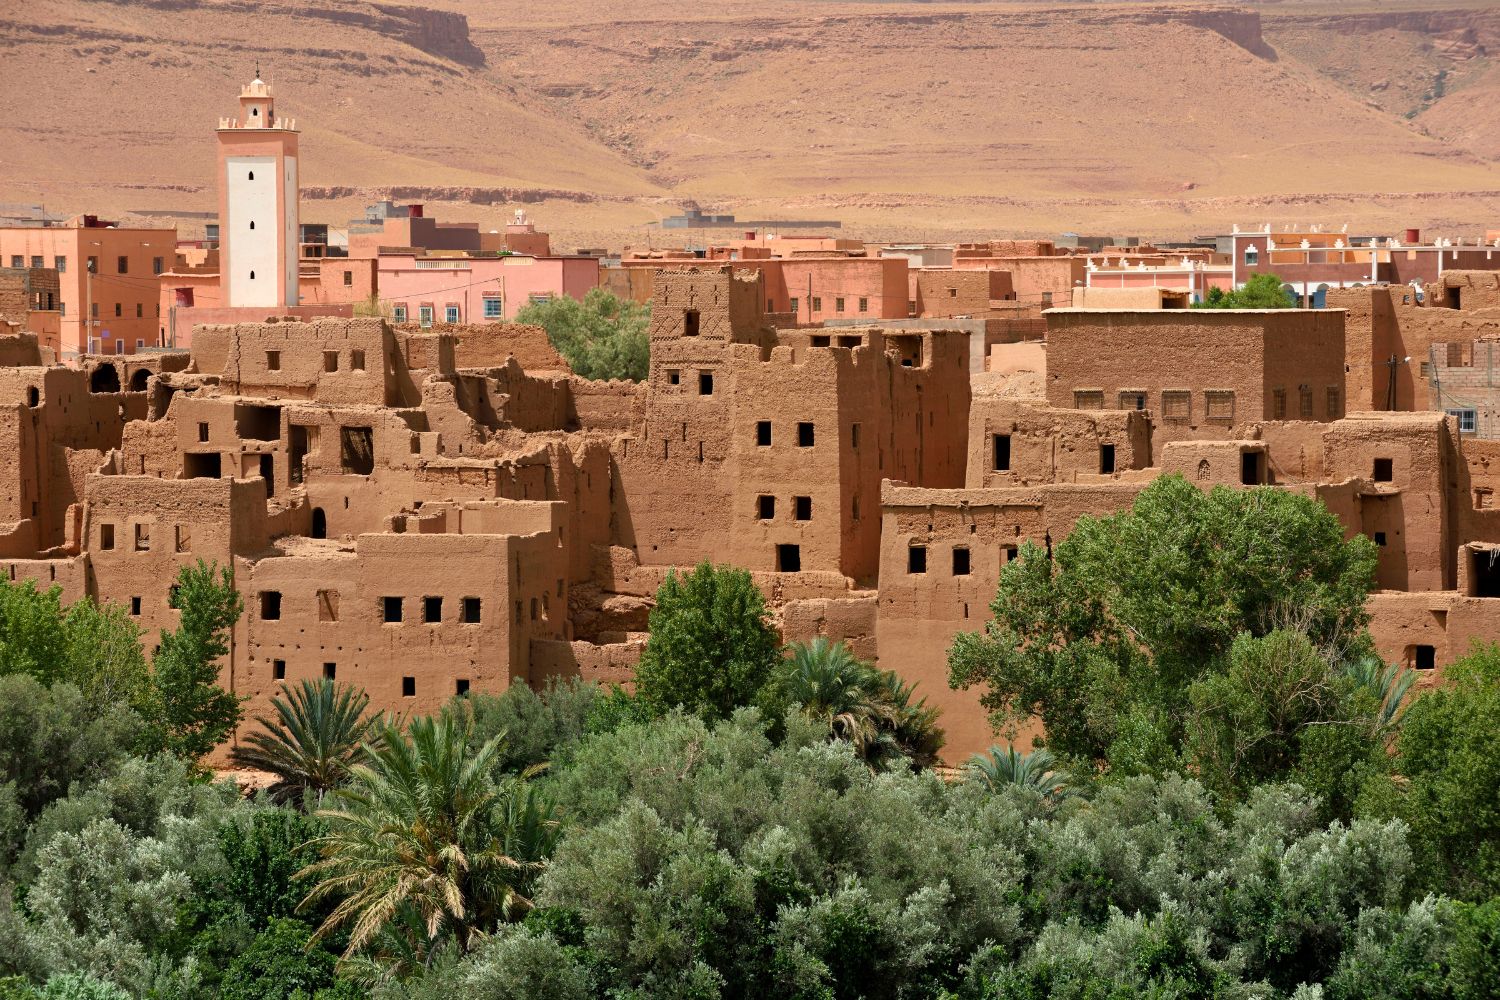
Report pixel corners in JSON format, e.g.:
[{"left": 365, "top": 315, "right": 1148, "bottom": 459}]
[{"left": 255, "top": 62, "right": 261, "bottom": 81}]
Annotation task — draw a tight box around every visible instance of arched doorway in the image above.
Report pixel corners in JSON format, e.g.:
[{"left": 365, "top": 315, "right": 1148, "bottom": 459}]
[
  {"left": 311, "top": 507, "right": 327, "bottom": 539},
  {"left": 129, "top": 368, "right": 150, "bottom": 391},
  {"left": 90, "top": 363, "right": 120, "bottom": 393}
]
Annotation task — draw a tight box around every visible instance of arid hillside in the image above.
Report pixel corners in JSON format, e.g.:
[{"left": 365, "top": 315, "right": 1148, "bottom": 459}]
[{"left": 8, "top": 0, "right": 1500, "bottom": 244}]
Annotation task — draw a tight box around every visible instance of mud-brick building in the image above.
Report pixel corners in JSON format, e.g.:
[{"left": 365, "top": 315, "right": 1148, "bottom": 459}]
[{"left": 615, "top": 267, "right": 970, "bottom": 584}]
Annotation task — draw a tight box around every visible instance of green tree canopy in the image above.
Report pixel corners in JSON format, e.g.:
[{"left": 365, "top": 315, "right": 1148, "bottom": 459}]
[
  {"left": 514, "top": 288, "right": 649, "bottom": 382},
  {"left": 949, "top": 476, "right": 1379, "bottom": 766},
  {"left": 152, "top": 560, "right": 244, "bottom": 761},
  {"left": 635, "top": 562, "right": 781, "bottom": 721},
  {"left": 1362, "top": 642, "right": 1500, "bottom": 900},
  {"left": 1195, "top": 272, "right": 1298, "bottom": 309}
]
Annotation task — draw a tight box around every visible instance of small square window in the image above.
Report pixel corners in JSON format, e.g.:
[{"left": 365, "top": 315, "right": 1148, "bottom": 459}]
[
  {"left": 461, "top": 597, "right": 482, "bottom": 623},
  {"left": 1413, "top": 645, "right": 1436, "bottom": 670},
  {"left": 667, "top": 369, "right": 680, "bottom": 385},
  {"left": 351, "top": 350, "right": 365, "bottom": 371},
  {"left": 260, "top": 591, "right": 282, "bottom": 620},
  {"left": 402, "top": 676, "right": 416, "bottom": 697},
  {"left": 117, "top": 256, "right": 129, "bottom": 274},
  {"left": 797, "top": 422, "right": 815, "bottom": 447},
  {"left": 1373, "top": 458, "right": 1394, "bottom": 482},
  {"left": 908, "top": 545, "right": 928, "bottom": 574},
  {"left": 100, "top": 523, "right": 115, "bottom": 550},
  {"left": 483, "top": 297, "right": 502, "bottom": 319},
  {"left": 1074, "top": 390, "right": 1103, "bottom": 409},
  {"left": 683, "top": 310, "right": 700, "bottom": 337},
  {"left": 134, "top": 523, "right": 150, "bottom": 551},
  {"left": 456, "top": 678, "right": 471, "bottom": 695},
  {"left": 273, "top": 659, "right": 286, "bottom": 681},
  {"left": 393, "top": 305, "right": 408, "bottom": 323},
  {"left": 811, "top": 296, "right": 822, "bottom": 312},
  {"left": 699, "top": 370, "right": 714, "bottom": 395},
  {"left": 835, "top": 297, "right": 845, "bottom": 313},
  {"left": 858, "top": 297, "right": 868, "bottom": 313},
  {"left": 198, "top": 422, "right": 209, "bottom": 443},
  {"left": 776, "top": 543, "right": 801, "bottom": 572},
  {"left": 1374, "top": 531, "right": 1388, "bottom": 546},
  {"left": 323, "top": 351, "right": 339, "bottom": 373},
  {"left": 131, "top": 596, "right": 142, "bottom": 616},
  {"left": 794, "top": 496, "right": 812, "bottom": 521},
  {"left": 445, "top": 305, "right": 460, "bottom": 324},
  {"left": 343, "top": 270, "right": 353, "bottom": 287},
  {"left": 382, "top": 596, "right": 403, "bottom": 623},
  {"left": 1162, "top": 391, "right": 1191, "bottom": 421},
  {"left": 266, "top": 350, "right": 281, "bottom": 371},
  {"left": 424, "top": 596, "right": 442, "bottom": 623},
  {"left": 756, "top": 420, "right": 771, "bottom": 446},
  {"left": 758, "top": 495, "right": 776, "bottom": 520},
  {"left": 1119, "top": 390, "right": 1146, "bottom": 411},
  {"left": 811, "top": 334, "right": 831, "bottom": 348},
  {"left": 952, "top": 547, "right": 971, "bottom": 575},
  {"left": 323, "top": 662, "right": 336, "bottom": 680}
]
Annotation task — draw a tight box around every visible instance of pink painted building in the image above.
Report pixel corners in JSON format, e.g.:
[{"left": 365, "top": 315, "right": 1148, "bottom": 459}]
[{"left": 378, "top": 253, "right": 599, "bottom": 324}]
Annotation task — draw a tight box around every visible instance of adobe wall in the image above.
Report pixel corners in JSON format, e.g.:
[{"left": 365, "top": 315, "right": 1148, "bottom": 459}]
[
  {"left": 968, "top": 395, "right": 1150, "bottom": 487},
  {"left": 194, "top": 318, "right": 398, "bottom": 406},
  {"left": 395, "top": 321, "right": 570, "bottom": 374},
  {"left": 1046, "top": 309, "right": 1345, "bottom": 435}
]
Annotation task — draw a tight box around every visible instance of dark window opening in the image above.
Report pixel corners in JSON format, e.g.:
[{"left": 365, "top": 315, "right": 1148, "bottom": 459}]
[
  {"left": 289, "top": 426, "right": 310, "bottom": 487},
  {"left": 776, "top": 543, "right": 802, "bottom": 572},
  {"left": 758, "top": 495, "right": 775, "bottom": 520},
  {"left": 1412, "top": 645, "right": 1437, "bottom": 670},
  {"left": 1373, "top": 458, "right": 1394, "bottom": 483},
  {"left": 382, "top": 596, "right": 403, "bottom": 623},
  {"left": 260, "top": 591, "right": 282, "bottom": 620},
  {"left": 462, "top": 597, "right": 482, "bottom": 623},
  {"left": 952, "top": 547, "right": 971, "bottom": 575},
  {"left": 324, "top": 351, "right": 339, "bottom": 373},
  {"left": 908, "top": 545, "right": 927, "bottom": 574},
  {"left": 456, "top": 679, "right": 470, "bottom": 696},
  {"left": 100, "top": 524, "right": 115, "bottom": 550},
  {"left": 259, "top": 454, "right": 274, "bottom": 497},
  {"left": 794, "top": 496, "right": 812, "bottom": 520},
  {"left": 683, "top": 309, "right": 700, "bottom": 337},
  {"left": 1472, "top": 549, "right": 1500, "bottom": 597},
  {"left": 197, "top": 422, "right": 210, "bottom": 443},
  {"left": 351, "top": 350, "right": 365, "bottom": 370},
  {"left": 756, "top": 421, "right": 771, "bottom": 446},
  {"left": 797, "top": 422, "right": 815, "bottom": 447},
  {"left": 667, "top": 369, "right": 680, "bottom": 385},
  {"left": 1100, "top": 444, "right": 1116, "bottom": 475},
  {"left": 1374, "top": 532, "right": 1387, "bottom": 546},
  {"left": 273, "top": 659, "right": 286, "bottom": 681},
  {"left": 993, "top": 434, "right": 1011, "bottom": 472},
  {"left": 341, "top": 426, "right": 375, "bottom": 475},
  {"left": 323, "top": 662, "right": 336, "bottom": 680},
  {"left": 811, "top": 335, "right": 831, "bottom": 347},
  {"left": 699, "top": 370, "right": 714, "bottom": 395},
  {"left": 266, "top": 350, "right": 280, "bottom": 371},
  {"left": 131, "top": 596, "right": 142, "bottom": 616},
  {"left": 402, "top": 676, "right": 416, "bottom": 697},
  {"left": 184, "top": 452, "right": 222, "bottom": 479},
  {"left": 424, "top": 596, "right": 442, "bottom": 623},
  {"left": 26, "top": 387, "right": 38, "bottom": 408},
  {"left": 237, "top": 403, "right": 280, "bottom": 441}
]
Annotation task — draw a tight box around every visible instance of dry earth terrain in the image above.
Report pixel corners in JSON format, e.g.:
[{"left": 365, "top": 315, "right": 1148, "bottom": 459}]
[{"left": 7, "top": 0, "right": 1500, "bottom": 245}]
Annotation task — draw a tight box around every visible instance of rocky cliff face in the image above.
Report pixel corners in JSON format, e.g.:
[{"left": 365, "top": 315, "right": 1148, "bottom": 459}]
[{"left": 80, "top": 0, "right": 484, "bottom": 65}]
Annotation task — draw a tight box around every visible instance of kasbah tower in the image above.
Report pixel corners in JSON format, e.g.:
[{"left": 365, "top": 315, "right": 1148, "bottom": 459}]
[{"left": 216, "top": 75, "right": 299, "bottom": 310}]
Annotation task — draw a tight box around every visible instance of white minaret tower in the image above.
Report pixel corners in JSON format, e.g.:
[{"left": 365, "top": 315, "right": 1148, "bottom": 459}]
[{"left": 216, "top": 73, "right": 300, "bottom": 308}]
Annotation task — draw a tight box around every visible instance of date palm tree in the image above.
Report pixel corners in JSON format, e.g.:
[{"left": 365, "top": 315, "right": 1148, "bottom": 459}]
[
  {"left": 299, "top": 712, "right": 563, "bottom": 965},
  {"left": 770, "top": 638, "right": 945, "bottom": 770},
  {"left": 229, "top": 678, "right": 382, "bottom": 805},
  {"left": 967, "top": 744, "right": 1072, "bottom": 801}
]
